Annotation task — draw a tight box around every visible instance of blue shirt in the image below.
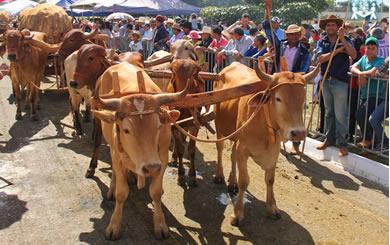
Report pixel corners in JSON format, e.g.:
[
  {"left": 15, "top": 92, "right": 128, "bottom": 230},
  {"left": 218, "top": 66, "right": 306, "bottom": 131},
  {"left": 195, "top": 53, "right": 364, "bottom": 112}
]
[
  {"left": 275, "top": 28, "right": 285, "bottom": 40},
  {"left": 244, "top": 46, "right": 267, "bottom": 58},
  {"left": 153, "top": 24, "right": 169, "bottom": 44},
  {"left": 355, "top": 55, "right": 386, "bottom": 99},
  {"left": 316, "top": 35, "right": 354, "bottom": 83},
  {"left": 119, "top": 24, "right": 128, "bottom": 37}
]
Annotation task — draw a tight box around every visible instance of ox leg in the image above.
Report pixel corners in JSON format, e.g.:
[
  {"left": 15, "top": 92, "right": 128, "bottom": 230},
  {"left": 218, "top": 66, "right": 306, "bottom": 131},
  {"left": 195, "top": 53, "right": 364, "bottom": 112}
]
[
  {"left": 231, "top": 143, "right": 249, "bottom": 227},
  {"left": 265, "top": 166, "right": 281, "bottom": 219},
  {"left": 150, "top": 173, "right": 169, "bottom": 239},
  {"left": 86, "top": 118, "right": 102, "bottom": 178},
  {"left": 106, "top": 157, "right": 129, "bottom": 241},
  {"left": 69, "top": 92, "right": 83, "bottom": 135},
  {"left": 214, "top": 135, "right": 225, "bottom": 184},
  {"left": 84, "top": 103, "right": 91, "bottom": 122},
  {"left": 74, "top": 110, "right": 83, "bottom": 135},
  {"left": 172, "top": 129, "right": 186, "bottom": 186},
  {"left": 107, "top": 149, "right": 116, "bottom": 201},
  {"left": 13, "top": 82, "right": 22, "bottom": 120},
  {"left": 227, "top": 141, "right": 238, "bottom": 194},
  {"left": 188, "top": 126, "right": 199, "bottom": 187},
  {"left": 24, "top": 87, "right": 30, "bottom": 110},
  {"left": 28, "top": 83, "right": 37, "bottom": 121}
]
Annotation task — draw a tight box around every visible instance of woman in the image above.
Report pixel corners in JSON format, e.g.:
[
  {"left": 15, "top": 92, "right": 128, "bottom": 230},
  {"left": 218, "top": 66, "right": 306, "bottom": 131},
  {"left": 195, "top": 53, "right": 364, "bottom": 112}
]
[
  {"left": 244, "top": 34, "right": 267, "bottom": 58},
  {"left": 96, "top": 19, "right": 113, "bottom": 48}
]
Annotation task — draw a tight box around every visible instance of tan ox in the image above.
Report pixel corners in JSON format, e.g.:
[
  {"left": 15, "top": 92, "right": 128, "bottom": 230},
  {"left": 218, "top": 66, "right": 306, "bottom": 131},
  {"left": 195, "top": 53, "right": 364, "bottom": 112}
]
[
  {"left": 91, "top": 62, "right": 189, "bottom": 240},
  {"left": 147, "top": 39, "right": 196, "bottom": 91},
  {"left": 214, "top": 62, "right": 319, "bottom": 225}
]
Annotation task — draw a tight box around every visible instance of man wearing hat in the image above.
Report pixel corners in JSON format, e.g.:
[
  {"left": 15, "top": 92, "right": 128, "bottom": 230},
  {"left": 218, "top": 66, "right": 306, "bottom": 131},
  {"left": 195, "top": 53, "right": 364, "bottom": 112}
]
[
  {"left": 315, "top": 14, "right": 357, "bottom": 157},
  {"left": 167, "top": 23, "right": 184, "bottom": 47},
  {"left": 264, "top": 0, "right": 311, "bottom": 155},
  {"left": 152, "top": 15, "right": 169, "bottom": 52},
  {"left": 165, "top": 18, "right": 174, "bottom": 38},
  {"left": 271, "top": 16, "right": 285, "bottom": 40}
]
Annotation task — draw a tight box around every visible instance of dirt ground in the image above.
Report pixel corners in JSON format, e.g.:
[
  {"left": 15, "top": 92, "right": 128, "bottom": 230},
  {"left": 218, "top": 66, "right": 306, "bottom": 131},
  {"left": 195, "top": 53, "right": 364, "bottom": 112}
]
[{"left": 0, "top": 73, "right": 388, "bottom": 245}]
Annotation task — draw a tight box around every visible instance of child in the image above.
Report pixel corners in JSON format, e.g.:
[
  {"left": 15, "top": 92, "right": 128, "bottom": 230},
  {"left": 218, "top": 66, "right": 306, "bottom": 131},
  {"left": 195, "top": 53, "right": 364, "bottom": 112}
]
[{"left": 129, "top": 31, "right": 143, "bottom": 53}]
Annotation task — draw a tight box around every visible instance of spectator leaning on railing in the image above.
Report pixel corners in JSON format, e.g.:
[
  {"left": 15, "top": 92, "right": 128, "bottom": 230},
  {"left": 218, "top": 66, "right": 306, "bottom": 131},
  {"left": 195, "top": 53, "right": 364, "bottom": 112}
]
[
  {"left": 244, "top": 34, "right": 267, "bottom": 59},
  {"left": 370, "top": 27, "right": 389, "bottom": 59},
  {"left": 351, "top": 37, "right": 386, "bottom": 152},
  {"left": 315, "top": 14, "right": 357, "bottom": 158},
  {"left": 231, "top": 27, "right": 253, "bottom": 61}
]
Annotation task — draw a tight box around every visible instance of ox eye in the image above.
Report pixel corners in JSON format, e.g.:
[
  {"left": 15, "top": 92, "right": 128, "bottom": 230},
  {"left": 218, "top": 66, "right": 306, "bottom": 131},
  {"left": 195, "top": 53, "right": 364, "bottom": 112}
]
[
  {"left": 276, "top": 97, "right": 282, "bottom": 103},
  {"left": 124, "top": 129, "right": 130, "bottom": 134},
  {"left": 185, "top": 47, "right": 188, "bottom": 50},
  {"left": 88, "top": 57, "right": 94, "bottom": 61}
]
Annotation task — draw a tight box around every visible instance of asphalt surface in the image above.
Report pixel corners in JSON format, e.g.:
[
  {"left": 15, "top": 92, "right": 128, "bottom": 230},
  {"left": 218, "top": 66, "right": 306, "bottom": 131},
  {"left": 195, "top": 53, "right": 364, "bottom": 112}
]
[{"left": 0, "top": 71, "right": 388, "bottom": 245}]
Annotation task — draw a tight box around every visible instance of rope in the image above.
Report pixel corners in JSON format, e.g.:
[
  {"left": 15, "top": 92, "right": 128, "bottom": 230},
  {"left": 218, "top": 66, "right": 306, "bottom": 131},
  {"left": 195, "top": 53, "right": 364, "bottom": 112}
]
[
  {"left": 299, "top": 0, "right": 352, "bottom": 160},
  {"left": 30, "top": 80, "right": 58, "bottom": 91}
]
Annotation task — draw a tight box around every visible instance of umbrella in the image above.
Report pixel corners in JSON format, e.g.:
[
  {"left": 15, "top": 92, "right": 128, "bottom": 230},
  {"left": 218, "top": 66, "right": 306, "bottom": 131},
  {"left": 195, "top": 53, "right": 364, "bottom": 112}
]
[{"left": 106, "top": 12, "right": 134, "bottom": 21}]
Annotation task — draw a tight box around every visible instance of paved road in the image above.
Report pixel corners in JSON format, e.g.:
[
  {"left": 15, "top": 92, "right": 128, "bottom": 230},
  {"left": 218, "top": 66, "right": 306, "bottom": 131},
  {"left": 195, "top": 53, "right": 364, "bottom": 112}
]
[{"left": 0, "top": 73, "right": 388, "bottom": 245}]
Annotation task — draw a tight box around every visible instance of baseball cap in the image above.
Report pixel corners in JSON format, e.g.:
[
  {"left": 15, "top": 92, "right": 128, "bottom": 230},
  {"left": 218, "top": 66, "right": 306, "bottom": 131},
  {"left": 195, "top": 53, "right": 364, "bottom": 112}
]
[
  {"left": 365, "top": 37, "right": 379, "bottom": 46},
  {"left": 271, "top": 17, "right": 280, "bottom": 23}
]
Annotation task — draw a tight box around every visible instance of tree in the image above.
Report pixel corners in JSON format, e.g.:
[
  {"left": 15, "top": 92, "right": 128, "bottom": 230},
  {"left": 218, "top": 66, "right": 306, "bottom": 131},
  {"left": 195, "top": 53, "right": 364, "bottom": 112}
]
[
  {"left": 201, "top": 5, "right": 264, "bottom": 25},
  {"left": 182, "top": 0, "right": 245, "bottom": 7},
  {"left": 242, "top": 0, "right": 330, "bottom": 13}
]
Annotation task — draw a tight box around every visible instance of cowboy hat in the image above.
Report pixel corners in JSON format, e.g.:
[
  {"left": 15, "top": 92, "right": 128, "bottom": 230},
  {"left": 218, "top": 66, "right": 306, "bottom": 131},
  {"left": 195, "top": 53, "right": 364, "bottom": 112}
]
[
  {"left": 172, "top": 23, "right": 181, "bottom": 30},
  {"left": 166, "top": 18, "right": 174, "bottom": 24},
  {"left": 319, "top": 15, "right": 343, "bottom": 30},
  {"left": 284, "top": 24, "right": 306, "bottom": 40},
  {"left": 131, "top": 31, "right": 142, "bottom": 39},
  {"left": 201, "top": 26, "right": 212, "bottom": 34}
]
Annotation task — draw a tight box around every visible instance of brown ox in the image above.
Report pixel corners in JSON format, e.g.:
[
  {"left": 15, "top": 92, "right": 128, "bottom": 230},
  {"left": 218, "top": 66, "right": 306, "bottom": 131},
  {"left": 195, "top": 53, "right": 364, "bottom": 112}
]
[
  {"left": 147, "top": 39, "right": 197, "bottom": 91},
  {"left": 214, "top": 62, "right": 319, "bottom": 225},
  {"left": 167, "top": 59, "right": 205, "bottom": 187},
  {"left": 71, "top": 44, "right": 152, "bottom": 177},
  {"left": 0, "top": 30, "right": 52, "bottom": 120},
  {"left": 91, "top": 62, "right": 187, "bottom": 240}
]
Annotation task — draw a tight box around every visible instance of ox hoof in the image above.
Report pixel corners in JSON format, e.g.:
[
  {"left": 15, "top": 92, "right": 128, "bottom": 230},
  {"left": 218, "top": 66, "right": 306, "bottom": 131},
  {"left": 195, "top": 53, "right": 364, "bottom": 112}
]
[
  {"left": 231, "top": 216, "right": 244, "bottom": 227},
  {"left": 31, "top": 115, "right": 38, "bottom": 121},
  {"left": 15, "top": 114, "right": 22, "bottom": 120},
  {"left": 268, "top": 211, "right": 282, "bottom": 220},
  {"left": 168, "top": 161, "right": 178, "bottom": 168},
  {"left": 188, "top": 178, "right": 198, "bottom": 187},
  {"left": 178, "top": 177, "right": 186, "bottom": 187},
  {"left": 214, "top": 177, "right": 225, "bottom": 184},
  {"left": 85, "top": 169, "right": 95, "bottom": 178},
  {"left": 105, "top": 226, "right": 120, "bottom": 241},
  {"left": 154, "top": 229, "right": 169, "bottom": 240},
  {"left": 227, "top": 184, "right": 238, "bottom": 194}
]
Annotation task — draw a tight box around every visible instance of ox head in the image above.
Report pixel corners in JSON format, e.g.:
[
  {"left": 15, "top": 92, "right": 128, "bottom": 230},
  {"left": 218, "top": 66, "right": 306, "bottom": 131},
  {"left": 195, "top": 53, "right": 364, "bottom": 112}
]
[
  {"left": 250, "top": 64, "right": 320, "bottom": 142},
  {"left": 92, "top": 76, "right": 192, "bottom": 177},
  {"left": 57, "top": 28, "right": 103, "bottom": 61},
  {"left": 1, "top": 29, "right": 33, "bottom": 61},
  {"left": 170, "top": 39, "right": 197, "bottom": 60},
  {"left": 70, "top": 44, "right": 111, "bottom": 90}
]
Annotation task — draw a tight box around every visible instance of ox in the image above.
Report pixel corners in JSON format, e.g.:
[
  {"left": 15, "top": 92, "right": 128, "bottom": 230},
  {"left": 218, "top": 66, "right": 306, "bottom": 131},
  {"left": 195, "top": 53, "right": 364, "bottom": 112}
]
[
  {"left": 147, "top": 39, "right": 197, "bottom": 91},
  {"left": 214, "top": 62, "right": 319, "bottom": 225},
  {"left": 0, "top": 30, "right": 55, "bottom": 120},
  {"left": 167, "top": 59, "right": 205, "bottom": 187},
  {"left": 91, "top": 62, "right": 187, "bottom": 240}
]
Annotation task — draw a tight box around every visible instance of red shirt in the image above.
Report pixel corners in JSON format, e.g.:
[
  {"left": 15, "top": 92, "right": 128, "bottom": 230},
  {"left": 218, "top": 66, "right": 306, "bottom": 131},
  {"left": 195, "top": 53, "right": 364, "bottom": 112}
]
[{"left": 210, "top": 37, "right": 228, "bottom": 65}]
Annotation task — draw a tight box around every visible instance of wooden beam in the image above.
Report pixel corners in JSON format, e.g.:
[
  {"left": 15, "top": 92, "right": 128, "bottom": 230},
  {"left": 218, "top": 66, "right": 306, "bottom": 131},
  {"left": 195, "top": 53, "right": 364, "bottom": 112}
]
[
  {"left": 143, "top": 54, "right": 173, "bottom": 68},
  {"left": 136, "top": 71, "right": 145, "bottom": 92},
  {"left": 280, "top": 56, "right": 288, "bottom": 72},
  {"left": 144, "top": 69, "right": 220, "bottom": 81}
]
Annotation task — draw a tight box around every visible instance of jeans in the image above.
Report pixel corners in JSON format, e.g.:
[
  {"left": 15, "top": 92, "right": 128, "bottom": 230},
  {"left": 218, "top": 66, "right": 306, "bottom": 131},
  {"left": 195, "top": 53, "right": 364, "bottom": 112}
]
[
  {"left": 355, "top": 98, "right": 382, "bottom": 144},
  {"left": 369, "top": 101, "right": 389, "bottom": 146},
  {"left": 322, "top": 79, "right": 349, "bottom": 147}
]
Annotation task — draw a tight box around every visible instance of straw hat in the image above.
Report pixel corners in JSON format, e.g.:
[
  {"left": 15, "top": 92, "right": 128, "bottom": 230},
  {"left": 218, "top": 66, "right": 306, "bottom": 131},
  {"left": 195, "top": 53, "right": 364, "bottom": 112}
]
[
  {"left": 166, "top": 18, "right": 174, "bottom": 24},
  {"left": 284, "top": 24, "right": 306, "bottom": 40},
  {"left": 131, "top": 31, "right": 142, "bottom": 39},
  {"left": 172, "top": 23, "right": 181, "bottom": 30},
  {"left": 345, "top": 22, "right": 354, "bottom": 28},
  {"left": 201, "top": 26, "right": 212, "bottom": 34},
  {"left": 319, "top": 14, "right": 343, "bottom": 30},
  {"left": 222, "top": 30, "right": 231, "bottom": 40}
]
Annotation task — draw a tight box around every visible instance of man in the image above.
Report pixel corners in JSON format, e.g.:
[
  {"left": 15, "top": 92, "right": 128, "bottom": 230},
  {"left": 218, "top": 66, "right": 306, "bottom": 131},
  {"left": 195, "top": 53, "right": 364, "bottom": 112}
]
[
  {"left": 370, "top": 27, "right": 389, "bottom": 59},
  {"left": 167, "top": 23, "right": 183, "bottom": 47},
  {"left": 351, "top": 37, "right": 385, "bottom": 152},
  {"left": 165, "top": 18, "right": 174, "bottom": 38},
  {"left": 316, "top": 14, "right": 357, "bottom": 157},
  {"left": 142, "top": 23, "right": 153, "bottom": 41},
  {"left": 181, "top": 21, "right": 192, "bottom": 36},
  {"left": 248, "top": 27, "right": 259, "bottom": 41},
  {"left": 226, "top": 13, "right": 256, "bottom": 36},
  {"left": 118, "top": 19, "right": 130, "bottom": 52},
  {"left": 231, "top": 27, "right": 253, "bottom": 61},
  {"left": 271, "top": 16, "right": 285, "bottom": 40},
  {"left": 313, "top": 20, "right": 320, "bottom": 31},
  {"left": 152, "top": 15, "right": 169, "bottom": 52},
  {"left": 264, "top": 0, "right": 311, "bottom": 154}
]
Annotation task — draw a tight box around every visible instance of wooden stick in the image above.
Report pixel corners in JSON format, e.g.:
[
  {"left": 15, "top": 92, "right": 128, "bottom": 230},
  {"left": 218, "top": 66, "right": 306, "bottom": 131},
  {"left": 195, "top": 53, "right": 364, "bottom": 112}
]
[
  {"left": 112, "top": 71, "right": 121, "bottom": 95},
  {"left": 299, "top": 0, "right": 352, "bottom": 161},
  {"left": 267, "top": 8, "right": 278, "bottom": 73},
  {"left": 143, "top": 54, "right": 173, "bottom": 68},
  {"left": 136, "top": 70, "right": 145, "bottom": 92},
  {"left": 144, "top": 69, "right": 220, "bottom": 81}
]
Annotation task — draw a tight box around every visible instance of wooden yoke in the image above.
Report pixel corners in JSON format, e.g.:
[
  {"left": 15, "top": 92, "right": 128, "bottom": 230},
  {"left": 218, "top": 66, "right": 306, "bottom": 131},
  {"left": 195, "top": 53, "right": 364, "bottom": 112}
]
[
  {"left": 112, "top": 71, "right": 121, "bottom": 95},
  {"left": 280, "top": 56, "right": 288, "bottom": 72}
]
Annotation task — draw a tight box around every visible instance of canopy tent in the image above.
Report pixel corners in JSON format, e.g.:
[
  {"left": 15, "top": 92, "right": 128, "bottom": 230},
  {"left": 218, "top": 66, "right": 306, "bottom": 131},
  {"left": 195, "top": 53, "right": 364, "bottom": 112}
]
[
  {"left": 70, "top": 0, "right": 105, "bottom": 10},
  {"left": 65, "top": 8, "right": 106, "bottom": 17},
  {"left": 48, "top": 0, "right": 76, "bottom": 8},
  {"left": 94, "top": 0, "right": 201, "bottom": 15},
  {"left": 0, "top": 0, "right": 38, "bottom": 16}
]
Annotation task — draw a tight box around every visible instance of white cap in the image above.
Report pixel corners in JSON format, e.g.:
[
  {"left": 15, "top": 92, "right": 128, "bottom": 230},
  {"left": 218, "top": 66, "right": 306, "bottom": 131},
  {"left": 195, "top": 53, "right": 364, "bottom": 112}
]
[{"left": 271, "top": 17, "right": 280, "bottom": 23}]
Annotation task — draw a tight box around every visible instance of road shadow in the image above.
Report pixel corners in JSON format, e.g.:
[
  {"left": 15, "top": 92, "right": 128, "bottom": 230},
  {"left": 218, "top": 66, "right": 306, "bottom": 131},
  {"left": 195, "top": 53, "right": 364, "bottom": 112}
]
[
  {"left": 351, "top": 173, "right": 388, "bottom": 197},
  {"left": 0, "top": 91, "right": 70, "bottom": 153},
  {"left": 281, "top": 151, "right": 360, "bottom": 194},
  {"left": 0, "top": 192, "right": 28, "bottom": 230}
]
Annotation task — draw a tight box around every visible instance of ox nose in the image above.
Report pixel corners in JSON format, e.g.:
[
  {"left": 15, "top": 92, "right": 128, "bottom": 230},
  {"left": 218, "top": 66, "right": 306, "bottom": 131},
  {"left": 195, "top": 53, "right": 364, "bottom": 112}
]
[
  {"left": 291, "top": 130, "right": 306, "bottom": 141},
  {"left": 8, "top": 54, "right": 16, "bottom": 61},
  {"left": 69, "top": 81, "right": 78, "bottom": 88},
  {"left": 142, "top": 164, "right": 162, "bottom": 177}
]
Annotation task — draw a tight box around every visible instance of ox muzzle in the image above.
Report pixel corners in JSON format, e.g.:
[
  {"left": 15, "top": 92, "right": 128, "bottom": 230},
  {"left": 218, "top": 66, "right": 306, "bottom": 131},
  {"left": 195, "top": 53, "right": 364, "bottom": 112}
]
[
  {"left": 288, "top": 128, "right": 306, "bottom": 142},
  {"left": 141, "top": 163, "right": 162, "bottom": 177}
]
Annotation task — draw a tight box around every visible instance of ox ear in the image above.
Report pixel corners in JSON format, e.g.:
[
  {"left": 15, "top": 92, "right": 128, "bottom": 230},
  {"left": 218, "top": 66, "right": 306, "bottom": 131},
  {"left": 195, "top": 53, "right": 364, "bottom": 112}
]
[
  {"left": 0, "top": 44, "right": 6, "bottom": 58},
  {"left": 93, "top": 110, "right": 117, "bottom": 123},
  {"left": 247, "top": 91, "right": 270, "bottom": 107},
  {"left": 161, "top": 109, "right": 180, "bottom": 124}
]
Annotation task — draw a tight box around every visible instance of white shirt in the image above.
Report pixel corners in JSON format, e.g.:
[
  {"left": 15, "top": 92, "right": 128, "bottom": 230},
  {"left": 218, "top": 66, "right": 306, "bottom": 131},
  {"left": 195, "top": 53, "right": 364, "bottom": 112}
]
[
  {"left": 142, "top": 28, "right": 153, "bottom": 40},
  {"left": 284, "top": 45, "right": 298, "bottom": 71},
  {"left": 129, "top": 40, "right": 143, "bottom": 52}
]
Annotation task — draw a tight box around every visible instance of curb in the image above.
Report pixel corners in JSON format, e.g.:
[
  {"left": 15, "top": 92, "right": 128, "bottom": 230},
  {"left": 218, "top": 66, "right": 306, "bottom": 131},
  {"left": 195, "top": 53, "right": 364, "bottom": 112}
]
[{"left": 284, "top": 138, "right": 389, "bottom": 188}]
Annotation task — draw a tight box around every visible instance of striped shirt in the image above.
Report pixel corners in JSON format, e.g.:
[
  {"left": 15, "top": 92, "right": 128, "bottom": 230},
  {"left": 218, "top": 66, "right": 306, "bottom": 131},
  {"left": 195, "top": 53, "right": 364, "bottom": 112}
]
[{"left": 378, "top": 39, "right": 389, "bottom": 59}]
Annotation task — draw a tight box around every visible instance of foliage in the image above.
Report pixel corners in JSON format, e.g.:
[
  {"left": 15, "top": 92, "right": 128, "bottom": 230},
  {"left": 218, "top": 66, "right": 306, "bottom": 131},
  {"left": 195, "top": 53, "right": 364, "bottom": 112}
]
[
  {"left": 201, "top": 5, "right": 264, "bottom": 25},
  {"left": 182, "top": 0, "right": 245, "bottom": 7},
  {"left": 242, "top": 0, "right": 330, "bottom": 12},
  {"left": 275, "top": 2, "right": 318, "bottom": 27}
]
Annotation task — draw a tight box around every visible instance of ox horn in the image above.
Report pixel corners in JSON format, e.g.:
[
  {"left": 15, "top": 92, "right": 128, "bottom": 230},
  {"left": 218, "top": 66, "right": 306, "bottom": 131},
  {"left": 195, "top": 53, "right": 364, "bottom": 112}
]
[
  {"left": 93, "top": 81, "right": 121, "bottom": 111},
  {"left": 82, "top": 28, "right": 98, "bottom": 39},
  {"left": 302, "top": 65, "right": 321, "bottom": 84},
  {"left": 154, "top": 76, "right": 191, "bottom": 106},
  {"left": 24, "top": 32, "right": 34, "bottom": 40},
  {"left": 28, "top": 38, "right": 60, "bottom": 53},
  {"left": 254, "top": 61, "right": 273, "bottom": 84}
]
